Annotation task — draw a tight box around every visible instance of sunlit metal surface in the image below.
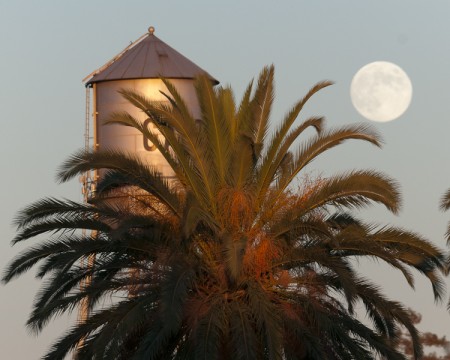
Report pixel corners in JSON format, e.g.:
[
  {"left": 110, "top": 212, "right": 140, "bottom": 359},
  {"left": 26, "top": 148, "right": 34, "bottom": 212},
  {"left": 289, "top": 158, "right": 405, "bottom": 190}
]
[{"left": 85, "top": 28, "right": 218, "bottom": 86}]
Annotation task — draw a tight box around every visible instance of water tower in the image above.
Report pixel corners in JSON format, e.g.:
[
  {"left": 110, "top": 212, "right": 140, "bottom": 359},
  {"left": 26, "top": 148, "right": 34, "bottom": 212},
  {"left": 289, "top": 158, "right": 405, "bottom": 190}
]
[
  {"left": 75, "top": 27, "right": 218, "bottom": 340},
  {"left": 82, "top": 26, "right": 218, "bottom": 194}
]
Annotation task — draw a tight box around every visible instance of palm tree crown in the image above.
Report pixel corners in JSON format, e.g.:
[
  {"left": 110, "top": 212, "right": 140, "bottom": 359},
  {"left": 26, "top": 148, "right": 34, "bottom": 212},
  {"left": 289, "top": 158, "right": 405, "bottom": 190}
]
[{"left": 3, "top": 66, "right": 446, "bottom": 360}]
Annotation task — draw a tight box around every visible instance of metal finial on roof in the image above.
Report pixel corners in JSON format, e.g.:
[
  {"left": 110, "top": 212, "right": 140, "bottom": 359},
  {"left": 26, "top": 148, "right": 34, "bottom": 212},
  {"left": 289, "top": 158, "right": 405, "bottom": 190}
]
[{"left": 148, "top": 26, "right": 155, "bottom": 35}]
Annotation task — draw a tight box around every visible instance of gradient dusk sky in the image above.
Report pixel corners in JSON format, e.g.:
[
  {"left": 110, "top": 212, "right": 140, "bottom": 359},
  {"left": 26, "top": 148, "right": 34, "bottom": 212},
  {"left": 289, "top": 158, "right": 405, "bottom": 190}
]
[{"left": 1, "top": 2, "right": 450, "bottom": 358}]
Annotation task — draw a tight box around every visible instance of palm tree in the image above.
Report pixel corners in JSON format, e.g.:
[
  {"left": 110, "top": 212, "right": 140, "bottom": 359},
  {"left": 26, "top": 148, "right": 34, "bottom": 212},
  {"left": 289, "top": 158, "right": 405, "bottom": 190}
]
[{"left": 3, "top": 66, "right": 446, "bottom": 360}]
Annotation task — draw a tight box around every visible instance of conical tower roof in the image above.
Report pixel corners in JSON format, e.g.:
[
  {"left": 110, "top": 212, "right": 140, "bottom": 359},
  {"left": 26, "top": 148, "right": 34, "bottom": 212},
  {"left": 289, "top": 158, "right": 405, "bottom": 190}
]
[{"left": 85, "top": 27, "right": 218, "bottom": 86}]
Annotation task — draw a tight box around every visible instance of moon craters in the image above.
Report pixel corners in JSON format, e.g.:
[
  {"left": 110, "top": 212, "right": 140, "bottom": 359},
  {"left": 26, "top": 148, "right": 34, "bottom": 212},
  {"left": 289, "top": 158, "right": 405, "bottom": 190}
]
[{"left": 350, "top": 61, "right": 412, "bottom": 122}]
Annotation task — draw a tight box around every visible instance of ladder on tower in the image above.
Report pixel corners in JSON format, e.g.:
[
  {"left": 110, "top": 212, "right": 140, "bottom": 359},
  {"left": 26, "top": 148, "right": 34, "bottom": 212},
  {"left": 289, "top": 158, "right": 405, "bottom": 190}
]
[{"left": 73, "top": 86, "right": 95, "bottom": 358}]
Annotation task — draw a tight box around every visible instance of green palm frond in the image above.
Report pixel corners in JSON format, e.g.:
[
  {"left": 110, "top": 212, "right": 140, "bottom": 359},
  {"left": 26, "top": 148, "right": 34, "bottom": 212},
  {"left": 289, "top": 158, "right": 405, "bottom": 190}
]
[
  {"left": 271, "top": 124, "right": 383, "bottom": 203},
  {"left": 12, "top": 216, "right": 110, "bottom": 245},
  {"left": 233, "top": 79, "right": 254, "bottom": 139},
  {"left": 246, "top": 281, "right": 282, "bottom": 360},
  {"left": 195, "top": 74, "right": 232, "bottom": 187},
  {"left": 44, "top": 296, "right": 154, "bottom": 360},
  {"left": 229, "top": 302, "right": 258, "bottom": 360},
  {"left": 439, "top": 188, "right": 450, "bottom": 251},
  {"left": 267, "top": 80, "right": 333, "bottom": 158},
  {"left": 256, "top": 116, "right": 324, "bottom": 204},
  {"left": 256, "top": 117, "right": 325, "bottom": 205},
  {"left": 59, "top": 150, "right": 183, "bottom": 216},
  {"left": 193, "top": 298, "right": 225, "bottom": 360},
  {"left": 160, "top": 258, "right": 195, "bottom": 332},
  {"left": 230, "top": 134, "right": 255, "bottom": 189},
  {"left": 105, "top": 110, "right": 183, "bottom": 176},
  {"left": 294, "top": 170, "right": 401, "bottom": 215},
  {"left": 12, "top": 197, "right": 102, "bottom": 228},
  {"left": 440, "top": 188, "right": 450, "bottom": 211},
  {"left": 251, "top": 65, "right": 275, "bottom": 152},
  {"left": 353, "top": 279, "right": 422, "bottom": 359},
  {"left": 3, "top": 235, "right": 104, "bottom": 282}
]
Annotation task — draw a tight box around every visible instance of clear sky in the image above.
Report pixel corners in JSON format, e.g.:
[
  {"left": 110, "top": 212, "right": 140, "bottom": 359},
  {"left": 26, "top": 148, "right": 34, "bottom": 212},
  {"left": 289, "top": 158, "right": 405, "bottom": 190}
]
[{"left": 1, "top": 1, "right": 449, "bottom": 358}]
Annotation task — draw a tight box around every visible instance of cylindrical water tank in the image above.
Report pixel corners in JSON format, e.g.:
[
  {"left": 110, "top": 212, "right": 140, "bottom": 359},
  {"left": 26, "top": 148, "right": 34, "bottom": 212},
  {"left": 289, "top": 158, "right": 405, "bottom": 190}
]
[
  {"left": 85, "top": 27, "right": 218, "bottom": 178},
  {"left": 93, "top": 78, "right": 202, "bottom": 177}
]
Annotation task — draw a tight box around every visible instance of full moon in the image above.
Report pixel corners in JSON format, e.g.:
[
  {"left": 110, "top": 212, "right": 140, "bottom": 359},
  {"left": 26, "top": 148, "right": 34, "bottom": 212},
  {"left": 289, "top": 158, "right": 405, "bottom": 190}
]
[{"left": 350, "top": 61, "right": 412, "bottom": 122}]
